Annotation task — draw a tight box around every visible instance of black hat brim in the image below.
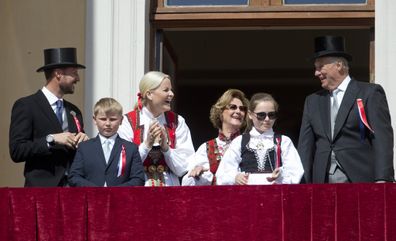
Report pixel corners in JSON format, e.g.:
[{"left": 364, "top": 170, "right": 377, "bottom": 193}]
[
  {"left": 312, "top": 51, "right": 352, "bottom": 62},
  {"left": 36, "top": 63, "right": 86, "bottom": 72}
]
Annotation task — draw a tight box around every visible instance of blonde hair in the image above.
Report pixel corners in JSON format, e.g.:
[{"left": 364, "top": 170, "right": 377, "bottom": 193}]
[
  {"left": 209, "top": 89, "right": 249, "bottom": 132},
  {"left": 136, "top": 71, "right": 170, "bottom": 108},
  {"left": 94, "top": 97, "right": 123, "bottom": 117}
]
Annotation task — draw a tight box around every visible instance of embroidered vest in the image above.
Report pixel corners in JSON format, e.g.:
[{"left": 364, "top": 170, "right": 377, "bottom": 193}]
[
  {"left": 206, "top": 131, "right": 240, "bottom": 185},
  {"left": 239, "top": 133, "right": 282, "bottom": 173},
  {"left": 206, "top": 139, "right": 220, "bottom": 185},
  {"left": 125, "top": 109, "right": 178, "bottom": 186}
]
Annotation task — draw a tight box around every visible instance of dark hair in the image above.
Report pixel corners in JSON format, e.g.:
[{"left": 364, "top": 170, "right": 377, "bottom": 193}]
[{"left": 44, "top": 69, "right": 55, "bottom": 80}]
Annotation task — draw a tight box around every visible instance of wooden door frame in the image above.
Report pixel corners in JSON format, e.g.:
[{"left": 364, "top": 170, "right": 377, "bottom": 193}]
[
  {"left": 149, "top": 0, "right": 375, "bottom": 77},
  {"left": 152, "top": 0, "right": 374, "bottom": 28}
]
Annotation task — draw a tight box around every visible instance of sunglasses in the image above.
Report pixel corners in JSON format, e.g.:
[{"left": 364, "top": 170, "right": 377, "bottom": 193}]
[
  {"left": 226, "top": 104, "right": 248, "bottom": 112},
  {"left": 252, "top": 111, "right": 277, "bottom": 121}
]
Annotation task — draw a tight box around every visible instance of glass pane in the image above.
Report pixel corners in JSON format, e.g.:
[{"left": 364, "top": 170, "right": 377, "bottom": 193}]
[
  {"left": 284, "top": 0, "right": 367, "bottom": 4},
  {"left": 166, "top": 0, "right": 249, "bottom": 6}
]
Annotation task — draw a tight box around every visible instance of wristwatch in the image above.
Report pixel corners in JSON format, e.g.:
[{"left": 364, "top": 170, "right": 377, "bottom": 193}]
[{"left": 46, "top": 134, "right": 55, "bottom": 146}]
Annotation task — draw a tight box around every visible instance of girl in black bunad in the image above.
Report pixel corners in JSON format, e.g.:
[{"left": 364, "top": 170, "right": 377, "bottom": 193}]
[{"left": 216, "top": 93, "right": 303, "bottom": 185}]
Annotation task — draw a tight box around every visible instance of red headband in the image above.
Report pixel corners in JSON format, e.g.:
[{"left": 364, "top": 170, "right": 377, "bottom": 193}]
[{"left": 137, "top": 92, "right": 143, "bottom": 110}]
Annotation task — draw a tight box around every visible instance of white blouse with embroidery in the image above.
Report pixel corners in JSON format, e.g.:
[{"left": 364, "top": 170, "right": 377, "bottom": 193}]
[
  {"left": 216, "top": 128, "right": 304, "bottom": 185},
  {"left": 182, "top": 137, "right": 233, "bottom": 186}
]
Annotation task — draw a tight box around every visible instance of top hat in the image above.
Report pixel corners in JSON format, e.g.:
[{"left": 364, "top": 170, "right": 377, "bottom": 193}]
[
  {"left": 36, "top": 47, "right": 86, "bottom": 72},
  {"left": 312, "top": 36, "right": 352, "bottom": 61}
]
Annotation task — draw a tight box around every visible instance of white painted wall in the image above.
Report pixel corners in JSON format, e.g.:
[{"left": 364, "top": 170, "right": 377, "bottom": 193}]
[
  {"left": 85, "top": 0, "right": 149, "bottom": 136},
  {"left": 375, "top": 0, "right": 396, "bottom": 171}
]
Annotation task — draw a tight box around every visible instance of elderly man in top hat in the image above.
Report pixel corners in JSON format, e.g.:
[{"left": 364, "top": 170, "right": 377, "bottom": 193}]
[
  {"left": 298, "top": 36, "right": 394, "bottom": 183},
  {"left": 9, "top": 47, "right": 89, "bottom": 187}
]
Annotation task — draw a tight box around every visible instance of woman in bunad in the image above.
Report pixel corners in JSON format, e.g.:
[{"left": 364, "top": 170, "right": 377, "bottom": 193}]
[
  {"left": 118, "top": 71, "right": 195, "bottom": 186},
  {"left": 216, "top": 93, "right": 304, "bottom": 185},
  {"left": 182, "top": 89, "right": 249, "bottom": 186}
]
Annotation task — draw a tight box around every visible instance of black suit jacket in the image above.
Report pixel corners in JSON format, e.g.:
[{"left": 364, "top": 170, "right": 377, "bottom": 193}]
[
  {"left": 298, "top": 79, "right": 394, "bottom": 183},
  {"left": 9, "top": 90, "right": 85, "bottom": 187},
  {"left": 68, "top": 135, "right": 145, "bottom": 187}
]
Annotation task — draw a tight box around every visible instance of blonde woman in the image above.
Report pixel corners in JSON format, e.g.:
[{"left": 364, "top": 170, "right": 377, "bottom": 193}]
[{"left": 118, "top": 71, "right": 194, "bottom": 186}]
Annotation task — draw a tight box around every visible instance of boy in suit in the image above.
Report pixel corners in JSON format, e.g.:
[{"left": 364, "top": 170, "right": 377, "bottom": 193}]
[{"left": 69, "top": 98, "right": 145, "bottom": 187}]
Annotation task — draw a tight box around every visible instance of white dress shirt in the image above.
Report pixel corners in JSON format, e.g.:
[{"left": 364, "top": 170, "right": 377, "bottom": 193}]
[
  {"left": 41, "top": 87, "right": 68, "bottom": 131},
  {"left": 98, "top": 134, "right": 117, "bottom": 162},
  {"left": 118, "top": 106, "right": 195, "bottom": 186},
  {"left": 332, "top": 75, "right": 350, "bottom": 107},
  {"left": 216, "top": 128, "right": 304, "bottom": 185},
  {"left": 98, "top": 134, "right": 117, "bottom": 187}
]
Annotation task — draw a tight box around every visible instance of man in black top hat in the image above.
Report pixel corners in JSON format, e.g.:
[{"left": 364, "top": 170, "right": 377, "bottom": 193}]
[
  {"left": 298, "top": 36, "right": 394, "bottom": 183},
  {"left": 9, "top": 47, "right": 89, "bottom": 187}
]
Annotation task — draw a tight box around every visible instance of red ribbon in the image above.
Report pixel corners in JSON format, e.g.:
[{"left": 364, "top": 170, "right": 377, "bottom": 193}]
[
  {"left": 73, "top": 116, "right": 82, "bottom": 132},
  {"left": 118, "top": 145, "right": 126, "bottom": 177},
  {"left": 357, "top": 98, "right": 374, "bottom": 133},
  {"left": 137, "top": 92, "right": 143, "bottom": 110},
  {"left": 275, "top": 136, "right": 281, "bottom": 168}
]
